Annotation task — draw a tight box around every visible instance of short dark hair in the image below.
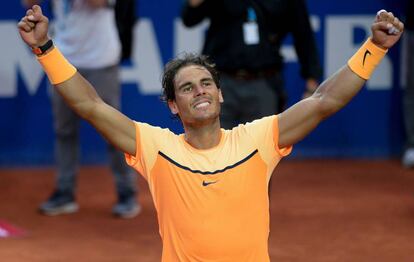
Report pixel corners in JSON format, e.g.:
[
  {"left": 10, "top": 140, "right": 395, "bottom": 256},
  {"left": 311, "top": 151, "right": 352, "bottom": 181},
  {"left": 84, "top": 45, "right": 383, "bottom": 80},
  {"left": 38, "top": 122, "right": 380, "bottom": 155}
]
[{"left": 161, "top": 53, "right": 220, "bottom": 102}]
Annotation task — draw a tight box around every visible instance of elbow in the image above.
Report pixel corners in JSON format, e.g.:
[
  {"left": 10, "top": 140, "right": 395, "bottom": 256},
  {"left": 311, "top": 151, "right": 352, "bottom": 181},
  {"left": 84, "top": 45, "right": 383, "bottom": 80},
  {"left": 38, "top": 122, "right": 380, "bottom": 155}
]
[
  {"left": 73, "top": 98, "right": 102, "bottom": 121},
  {"left": 313, "top": 93, "right": 342, "bottom": 120}
]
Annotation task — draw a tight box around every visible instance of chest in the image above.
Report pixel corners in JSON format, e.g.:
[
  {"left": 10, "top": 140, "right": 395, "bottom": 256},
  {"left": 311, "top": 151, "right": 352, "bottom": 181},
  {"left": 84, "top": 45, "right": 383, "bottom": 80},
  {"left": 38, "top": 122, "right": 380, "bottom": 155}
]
[{"left": 150, "top": 150, "right": 268, "bottom": 212}]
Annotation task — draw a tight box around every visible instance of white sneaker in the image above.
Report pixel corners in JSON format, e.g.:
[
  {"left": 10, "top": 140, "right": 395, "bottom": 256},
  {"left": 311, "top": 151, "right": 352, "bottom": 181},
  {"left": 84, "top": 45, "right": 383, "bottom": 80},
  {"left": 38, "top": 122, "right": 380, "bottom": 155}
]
[{"left": 402, "top": 148, "right": 414, "bottom": 168}]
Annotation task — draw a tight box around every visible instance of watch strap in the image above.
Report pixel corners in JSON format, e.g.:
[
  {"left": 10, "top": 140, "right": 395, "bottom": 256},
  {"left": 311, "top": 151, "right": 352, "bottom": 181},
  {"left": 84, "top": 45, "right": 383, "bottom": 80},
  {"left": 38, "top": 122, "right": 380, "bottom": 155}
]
[{"left": 32, "top": 39, "right": 54, "bottom": 56}]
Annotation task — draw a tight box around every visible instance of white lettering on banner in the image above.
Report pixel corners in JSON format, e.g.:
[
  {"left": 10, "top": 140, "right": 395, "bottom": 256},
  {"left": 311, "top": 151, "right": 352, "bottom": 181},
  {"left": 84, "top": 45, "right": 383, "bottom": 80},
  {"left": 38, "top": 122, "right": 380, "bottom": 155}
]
[
  {"left": 326, "top": 16, "right": 392, "bottom": 90},
  {"left": 0, "top": 22, "right": 44, "bottom": 98},
  {"left": 281, "top": 15, "right": 321, "bottom": 62},
  {"left": 0, "top": 15, "right": 394, "bottom": 98},
  {"left": 174, "top": 19, "right": 209, "bottom": 55},
  {"left": 120, "top": 19, "right": 163, "bottom": 95}
]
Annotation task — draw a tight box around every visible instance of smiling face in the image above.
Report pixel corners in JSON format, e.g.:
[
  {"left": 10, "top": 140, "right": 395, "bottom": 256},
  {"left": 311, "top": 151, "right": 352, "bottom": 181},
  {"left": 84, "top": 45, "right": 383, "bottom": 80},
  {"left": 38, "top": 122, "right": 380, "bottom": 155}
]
[{"left": 168, "top": 65, "right": 224, "bottom": 126}]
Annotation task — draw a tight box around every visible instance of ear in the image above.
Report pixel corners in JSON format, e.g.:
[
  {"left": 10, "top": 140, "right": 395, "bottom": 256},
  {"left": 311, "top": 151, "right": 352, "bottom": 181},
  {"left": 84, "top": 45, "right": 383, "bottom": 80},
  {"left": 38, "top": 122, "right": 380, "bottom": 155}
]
[
  {"left": 218, "top": 89, "right": 224, "bottom": 103},
  {"left": 168, "top": 100, "right": 179, "bottom": 115}
]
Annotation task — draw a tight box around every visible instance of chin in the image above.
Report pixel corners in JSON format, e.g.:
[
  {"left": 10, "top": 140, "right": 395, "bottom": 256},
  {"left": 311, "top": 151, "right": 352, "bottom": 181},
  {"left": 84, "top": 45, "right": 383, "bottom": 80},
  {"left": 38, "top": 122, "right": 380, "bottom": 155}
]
[
  {"left": 201, "top": 112, "right": 220, "bottom": 121},
  {"left": 188, "top": 111, "right": 218, "bottom": 124}
]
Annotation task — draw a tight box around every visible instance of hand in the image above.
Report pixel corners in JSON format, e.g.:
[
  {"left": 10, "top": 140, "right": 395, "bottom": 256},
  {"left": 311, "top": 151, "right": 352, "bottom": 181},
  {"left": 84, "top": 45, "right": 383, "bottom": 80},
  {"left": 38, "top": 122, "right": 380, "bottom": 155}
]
[
  {"left": 371, "top": 10, "right": 404, "bottom": 50},
  {"left": 17, "top": 5, "right": 50, "bottom": 48},
  {"left": 302, "top": 78, "right": 319, "bottom": 99}
]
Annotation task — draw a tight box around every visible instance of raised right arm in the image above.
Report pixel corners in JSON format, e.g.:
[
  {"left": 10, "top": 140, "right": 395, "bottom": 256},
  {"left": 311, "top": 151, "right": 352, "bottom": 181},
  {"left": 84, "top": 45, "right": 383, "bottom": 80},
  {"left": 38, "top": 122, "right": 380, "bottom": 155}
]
[
  {"left": 17, "top": 5, "right": 137, "bottom": 156},
  {"left": 54, "top": 73, "right": 137, "bottom": 156}
]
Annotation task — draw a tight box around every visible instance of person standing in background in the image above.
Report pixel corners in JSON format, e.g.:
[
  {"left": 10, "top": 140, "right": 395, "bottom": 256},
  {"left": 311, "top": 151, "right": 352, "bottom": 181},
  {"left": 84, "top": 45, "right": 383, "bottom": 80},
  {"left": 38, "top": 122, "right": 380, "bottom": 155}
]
[
  {"left": 22, "top": 0, "right": 140, "bottom": 218},
  {"left": 181, "top": 0, "right": 322, "bottom": 129},
  {"left": 402, "top": 1, "right": 414, "bottom": 168}
]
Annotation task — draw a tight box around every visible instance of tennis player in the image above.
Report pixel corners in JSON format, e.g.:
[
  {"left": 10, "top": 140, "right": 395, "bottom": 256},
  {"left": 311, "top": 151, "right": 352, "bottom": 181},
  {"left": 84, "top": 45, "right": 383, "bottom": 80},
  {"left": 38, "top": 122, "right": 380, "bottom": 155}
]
[{"left": 18, "top": 6, "right": 403, "bottom": 261}]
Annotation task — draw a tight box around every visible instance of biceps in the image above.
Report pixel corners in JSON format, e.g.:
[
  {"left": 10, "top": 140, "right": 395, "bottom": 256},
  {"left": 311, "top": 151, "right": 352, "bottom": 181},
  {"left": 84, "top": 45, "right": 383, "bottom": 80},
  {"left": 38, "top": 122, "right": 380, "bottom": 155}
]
[
  {"left": 278, "top": 98, "right": 324, "bottom": 148},
  {"left": 89, "top": 103, "right": 137, "bottom": 156}
]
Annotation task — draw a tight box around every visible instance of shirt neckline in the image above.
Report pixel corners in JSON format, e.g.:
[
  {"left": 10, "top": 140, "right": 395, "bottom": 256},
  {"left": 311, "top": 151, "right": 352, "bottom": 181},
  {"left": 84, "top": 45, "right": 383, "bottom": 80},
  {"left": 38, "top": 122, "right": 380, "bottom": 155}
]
[{"left": 180, "top": 129, "right": 225, "bottom": 153}]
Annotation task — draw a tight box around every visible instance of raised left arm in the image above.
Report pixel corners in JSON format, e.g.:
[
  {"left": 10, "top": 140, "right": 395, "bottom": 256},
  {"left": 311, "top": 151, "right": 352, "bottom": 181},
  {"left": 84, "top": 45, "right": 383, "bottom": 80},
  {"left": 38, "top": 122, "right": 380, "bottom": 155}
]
[{"left": 278, "top": 10, "right": 404, "bottom": 148}]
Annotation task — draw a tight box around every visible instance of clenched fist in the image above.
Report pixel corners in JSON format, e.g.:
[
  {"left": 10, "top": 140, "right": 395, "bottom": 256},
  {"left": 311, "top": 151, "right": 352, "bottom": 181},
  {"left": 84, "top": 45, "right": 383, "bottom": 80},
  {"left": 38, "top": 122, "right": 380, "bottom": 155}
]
[
  {"left": 17, "top": 5, "right": 50, "bottom": 48},
  {"left": 371, "top": 9, "right": 404, "bottom": 49}
]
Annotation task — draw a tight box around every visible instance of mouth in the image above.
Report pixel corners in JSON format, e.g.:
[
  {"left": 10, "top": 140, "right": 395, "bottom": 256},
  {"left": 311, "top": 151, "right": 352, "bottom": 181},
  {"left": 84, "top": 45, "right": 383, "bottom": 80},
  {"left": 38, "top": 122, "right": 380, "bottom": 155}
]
[
  {"left": 194, "top": 101, "right": 210, "bottom": 109},
  {"left": 193, "top": 99, "right": 211, "bottom": 109}
]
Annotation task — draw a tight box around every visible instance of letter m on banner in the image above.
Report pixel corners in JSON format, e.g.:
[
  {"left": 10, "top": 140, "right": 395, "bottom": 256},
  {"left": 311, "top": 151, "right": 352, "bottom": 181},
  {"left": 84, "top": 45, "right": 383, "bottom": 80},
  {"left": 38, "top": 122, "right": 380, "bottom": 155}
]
[{"left": 0, "top": 22, "right": 45, "bottom": 98}]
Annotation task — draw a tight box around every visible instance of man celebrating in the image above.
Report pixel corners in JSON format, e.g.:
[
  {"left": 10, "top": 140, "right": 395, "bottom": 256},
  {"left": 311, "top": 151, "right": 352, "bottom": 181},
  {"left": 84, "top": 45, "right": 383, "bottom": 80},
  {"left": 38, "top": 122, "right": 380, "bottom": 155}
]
[{"left": 18, "top": 5, "right": 403, "bottom": 262}]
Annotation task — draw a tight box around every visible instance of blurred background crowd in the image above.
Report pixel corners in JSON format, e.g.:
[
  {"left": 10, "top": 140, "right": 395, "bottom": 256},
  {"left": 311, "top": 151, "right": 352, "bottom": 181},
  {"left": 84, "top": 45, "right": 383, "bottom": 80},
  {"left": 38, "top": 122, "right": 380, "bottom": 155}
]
[{"left": 0, "top": 0, "right": 410, "bottom": 167}]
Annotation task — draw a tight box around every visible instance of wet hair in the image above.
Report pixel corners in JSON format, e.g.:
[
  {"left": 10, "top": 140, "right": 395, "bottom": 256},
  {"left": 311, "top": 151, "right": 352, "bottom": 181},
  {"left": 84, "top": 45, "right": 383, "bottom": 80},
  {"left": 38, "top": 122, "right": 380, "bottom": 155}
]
[{"left": 161, "top": 53, "right": 220, "bottom": 102}]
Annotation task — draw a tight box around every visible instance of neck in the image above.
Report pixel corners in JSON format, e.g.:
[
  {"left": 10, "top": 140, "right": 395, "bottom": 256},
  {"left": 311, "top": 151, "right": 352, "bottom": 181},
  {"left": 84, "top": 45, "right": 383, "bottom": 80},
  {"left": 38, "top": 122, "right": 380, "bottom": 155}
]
[{"left": 183, "top": 120, "right": 222, "bottom": 150}]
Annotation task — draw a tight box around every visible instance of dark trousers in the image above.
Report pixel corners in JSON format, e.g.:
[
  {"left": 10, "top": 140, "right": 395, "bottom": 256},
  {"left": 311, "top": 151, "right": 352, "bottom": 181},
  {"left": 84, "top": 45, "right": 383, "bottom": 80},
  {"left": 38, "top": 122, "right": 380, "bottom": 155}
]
[
  {"left": 219, "top": 72, "right": 286, "bottom": 129},
  {"left": 51, "top": 65, "right": 136, "bottom": 198}
]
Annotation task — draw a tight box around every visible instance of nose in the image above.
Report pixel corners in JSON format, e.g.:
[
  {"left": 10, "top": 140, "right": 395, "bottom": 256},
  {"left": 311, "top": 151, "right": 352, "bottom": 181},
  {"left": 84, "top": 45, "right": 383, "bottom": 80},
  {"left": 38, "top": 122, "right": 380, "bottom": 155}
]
[{"left": 194, "top": 84, "right": 206, "bottom": 96}]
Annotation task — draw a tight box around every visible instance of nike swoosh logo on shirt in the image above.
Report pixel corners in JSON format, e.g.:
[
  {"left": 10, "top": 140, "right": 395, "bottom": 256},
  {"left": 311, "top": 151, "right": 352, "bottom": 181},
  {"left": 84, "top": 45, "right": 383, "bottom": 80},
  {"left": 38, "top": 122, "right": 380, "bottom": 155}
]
[{"left": 202, "top": 181, "right": 218, "bottom": 187}]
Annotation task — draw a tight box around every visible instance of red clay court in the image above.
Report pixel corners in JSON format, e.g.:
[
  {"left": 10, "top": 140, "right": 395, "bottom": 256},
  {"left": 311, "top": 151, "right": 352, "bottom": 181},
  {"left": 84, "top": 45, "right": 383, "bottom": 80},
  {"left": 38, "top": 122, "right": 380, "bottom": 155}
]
[{"left": 1, "top": 159, "right": 414, "bottom": 261}]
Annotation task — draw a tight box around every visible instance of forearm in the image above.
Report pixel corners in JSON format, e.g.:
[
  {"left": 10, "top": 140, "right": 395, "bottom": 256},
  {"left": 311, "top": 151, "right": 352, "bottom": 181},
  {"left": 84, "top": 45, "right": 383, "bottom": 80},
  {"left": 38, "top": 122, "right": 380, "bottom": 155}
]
[
  {"left": 36, "top": 45, "right": 136, "bottom": 155},
  {"left": 49, "top": 58, "right": 135, "bottom": 155},
  {"left": 278, "top": 64, "right": 366, "bottom": 148},
  {"left": 55, "top": 73, "right": 136, "bottom": 155},
  {"left": 36, "top": 45, "right": 98, "bottom": 119},
  {"left": 278, "top": 39, "right": 385, "bottom": 148},
  {"left": 313, "top": 66, "right": 365, "bottom": 118},
  {"left": 278, "top": 10, "right": 403, "bottom": 148},
  {"left": 315, "top": 38, "right": 387, "bottom": 117},
  {"left": 55, "top": 73, "right": 103, "bottom": 120}
]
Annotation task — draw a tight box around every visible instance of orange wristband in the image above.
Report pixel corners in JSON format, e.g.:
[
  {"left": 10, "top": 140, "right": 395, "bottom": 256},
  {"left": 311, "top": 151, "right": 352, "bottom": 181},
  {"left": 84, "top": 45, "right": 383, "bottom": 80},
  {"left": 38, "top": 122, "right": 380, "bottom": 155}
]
[
  {"left": 37, "top": 47, "right": 77, "bottom": 85},
  {"left": 347, "top": 38, "right": 387, "bottom": 80}
]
